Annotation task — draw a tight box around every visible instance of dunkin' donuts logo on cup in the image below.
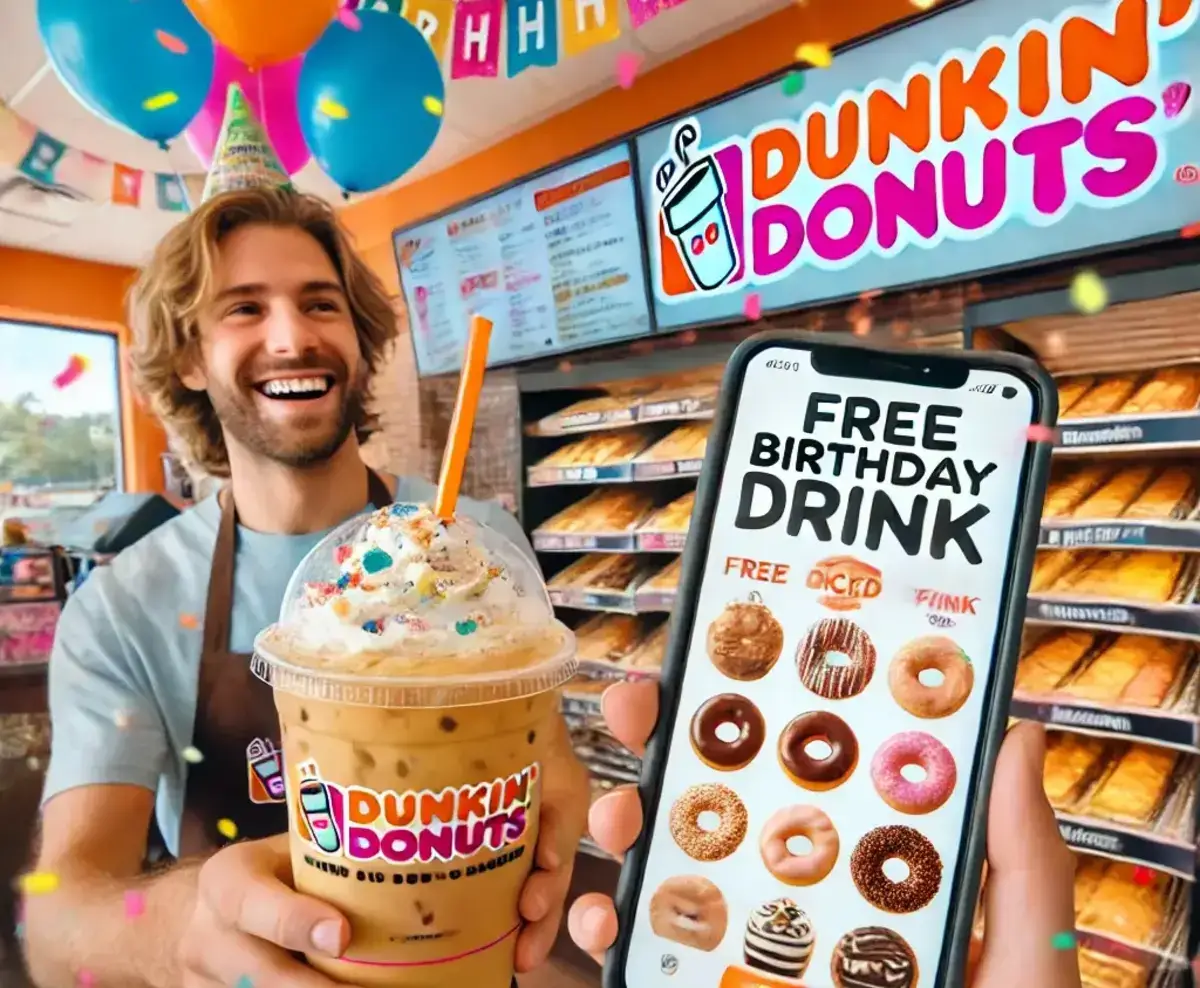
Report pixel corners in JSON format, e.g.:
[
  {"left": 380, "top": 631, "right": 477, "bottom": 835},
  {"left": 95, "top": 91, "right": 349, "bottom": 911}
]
[
  {"left": 806, "top": 556, "right": 882, "bottom": 611},
  {"left": 294, "top": 760, "right": 538, "bottom": 866}
]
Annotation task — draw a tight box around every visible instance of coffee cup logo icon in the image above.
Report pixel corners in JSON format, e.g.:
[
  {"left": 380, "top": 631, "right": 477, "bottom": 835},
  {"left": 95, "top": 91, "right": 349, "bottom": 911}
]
[{"left": 656, "top": 119, "right": 737, "bottom": 291}]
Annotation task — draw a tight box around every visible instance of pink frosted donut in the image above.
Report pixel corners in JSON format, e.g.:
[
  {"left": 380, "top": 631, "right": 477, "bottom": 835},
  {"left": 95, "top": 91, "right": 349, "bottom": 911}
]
[{"left": 870, "top": 732, "right": 956, "bottom": 815}]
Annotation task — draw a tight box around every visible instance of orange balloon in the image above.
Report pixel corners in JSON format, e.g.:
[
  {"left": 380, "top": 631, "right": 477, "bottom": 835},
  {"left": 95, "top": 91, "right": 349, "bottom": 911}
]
[{"left": 184, "top": 0, "right": 339, "bottom": 69}]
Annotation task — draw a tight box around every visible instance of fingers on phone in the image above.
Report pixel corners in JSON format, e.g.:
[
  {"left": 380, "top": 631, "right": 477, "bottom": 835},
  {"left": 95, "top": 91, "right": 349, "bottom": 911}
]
[
  {"left": 589, "top": 786, "right": 643, "bottom": 859},
  {"left": 602, "top": 680, "right": 659, "bottom": 756},
  {"left": 190, "top": 931, "right": 353, "bottom": 988},
  {"left": 568, "top": 893, "right": 620, "bottom": 965}
]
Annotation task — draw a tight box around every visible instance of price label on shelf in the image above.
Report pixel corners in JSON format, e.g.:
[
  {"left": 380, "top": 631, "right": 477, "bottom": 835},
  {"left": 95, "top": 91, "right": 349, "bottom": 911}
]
[
  {"left": 1010, "top": 697, "right": 1200, "bottom": 751},
  {"left": 1039, "top": 521, "right": 1200, "bottom": 551},
  {"left": 1055, "top": 814, "right": 1196, "bottom": 880},
  {"left": 1026, "top": 596, "right": 1200, "bottom": 641},
  {"left": 637, "top": 531, "right": 688, "bottom": 552}
]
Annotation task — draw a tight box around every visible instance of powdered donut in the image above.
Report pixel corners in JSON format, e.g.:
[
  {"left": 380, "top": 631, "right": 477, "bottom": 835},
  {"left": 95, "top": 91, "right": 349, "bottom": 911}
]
[
  {"left": 649, "top": 875, "right": 728, "bottom": 952},
  {"left": 888, "top": 635, "right": 973, "bottom": 718},
  {"left": 796, "top": 618, "right": 877, "bottom": 700},
  {"left": 670, "top": 783, "right": 749, "bottom": 862},
  {"left": 871, "top": 731, "right": 957, "bottom": 815},
  {"left": 759, "top": 804, "right": 839, "bottom": 886}
]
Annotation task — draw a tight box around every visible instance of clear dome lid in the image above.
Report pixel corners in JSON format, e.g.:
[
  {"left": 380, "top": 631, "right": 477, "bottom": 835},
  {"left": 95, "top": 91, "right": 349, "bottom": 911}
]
[{"left": 253, "top": 502, "right": 576, "bottom": 708}]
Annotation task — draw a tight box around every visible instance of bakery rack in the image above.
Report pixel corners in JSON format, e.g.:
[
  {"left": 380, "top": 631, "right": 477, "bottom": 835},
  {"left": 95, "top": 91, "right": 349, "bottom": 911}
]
[{"left": 966, "top": 260, "right": 1200, "bottom": 979}]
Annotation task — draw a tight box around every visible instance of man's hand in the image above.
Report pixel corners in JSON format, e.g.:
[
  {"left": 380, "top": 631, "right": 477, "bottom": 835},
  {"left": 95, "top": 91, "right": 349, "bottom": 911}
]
[
  {"left": 514, "top": 712, "right": 590, "bottom": 972},
  {"left": 567, "top": 681, "right": 1081, "bottom": 988},
  {"left": 179, "top": 836, "right": 357, "bottom": 988}
]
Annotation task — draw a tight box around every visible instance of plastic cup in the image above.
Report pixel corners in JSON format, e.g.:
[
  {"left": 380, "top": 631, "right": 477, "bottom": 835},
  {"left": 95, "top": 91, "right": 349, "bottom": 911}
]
[
  {"left": 252, "top": 505, "right": 577, "bottom": 987},
  {"left": 664, "top": 155, "right": 736, "bottom": 290}
]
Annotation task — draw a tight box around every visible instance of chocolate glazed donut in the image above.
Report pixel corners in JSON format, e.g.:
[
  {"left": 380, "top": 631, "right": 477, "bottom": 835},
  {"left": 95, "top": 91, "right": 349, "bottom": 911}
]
[
  {"left": 691, "top": 694, "right": 766, "bottom": 771},
  {"left": 778, "top": 711, "right": 858, "bottom": 791}
]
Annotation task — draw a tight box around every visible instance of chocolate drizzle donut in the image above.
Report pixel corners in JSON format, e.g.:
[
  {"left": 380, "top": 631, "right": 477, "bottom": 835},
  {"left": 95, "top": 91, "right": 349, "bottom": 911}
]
[
  {"left": 796, "top": 618, "right": 877, "bottom": 700},
  {"left": 691, "top": 694, "right": 766, "bottom": 771},
  {"left": 850, "top": 825, "right": 942, "bottom": 913},
  {"left": 744, "top": 898, "right": 814, "bottom": 980},
  {"left": 831, "top": 926, "right": 918, "bottom": 988},
  {"left": 778, "top": 711, "right": 858, "bottom": 791}
]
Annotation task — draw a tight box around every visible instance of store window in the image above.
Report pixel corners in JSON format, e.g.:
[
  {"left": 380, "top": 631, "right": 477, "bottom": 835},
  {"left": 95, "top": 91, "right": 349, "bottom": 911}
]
[{"left": 0, "top": 321, "right": 122, "bottom": 540}]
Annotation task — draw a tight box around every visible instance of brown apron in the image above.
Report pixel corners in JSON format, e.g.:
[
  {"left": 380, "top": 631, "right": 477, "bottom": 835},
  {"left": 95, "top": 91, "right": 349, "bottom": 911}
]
[{"left": 178, "top": 469, "right": 393, "bottom": 856}]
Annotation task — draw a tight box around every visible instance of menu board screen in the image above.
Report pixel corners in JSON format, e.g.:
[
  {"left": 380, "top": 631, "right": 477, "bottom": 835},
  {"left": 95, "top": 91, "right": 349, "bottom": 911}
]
[{"left": 396, "top": 143, "right": 654, "bottom": 376}]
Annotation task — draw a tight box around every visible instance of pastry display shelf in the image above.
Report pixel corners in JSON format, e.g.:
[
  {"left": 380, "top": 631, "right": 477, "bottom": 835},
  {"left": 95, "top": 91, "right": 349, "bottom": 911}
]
[
  {"left": 526, "top": 394, "right": 716, "bottom": 437},
  {"left": 533, "top": 531, "right": 641, "bottom": 552},
  {"left": 527, "top": 455, "right": 705, "bottom": 487},
  {"left": 1054, "top": 411, "right": 1200, "bottom": 455},
  {"left": 1011, "top": 695, "right": 1200, "bottom": 752},
  {"left": 1077, "top": 915, "right": 1192, "bottom": 971},
  {"left": 1055, "top": 812, "right": 1197, "bottom": 881},
  {"left": 549, "top": 586, "right": 676, "bottom": 615},
  {"left": 1025, "top": 595, "right": 1200, "bottom": 641},
  {"left": 1039, "top": 518, "right": 1200, "bottom": 552}
]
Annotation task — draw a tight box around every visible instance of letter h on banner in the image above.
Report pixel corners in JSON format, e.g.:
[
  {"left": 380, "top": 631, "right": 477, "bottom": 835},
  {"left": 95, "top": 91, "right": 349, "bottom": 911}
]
[
  {"left": 563, "top": 0, "right": 620, "bottom": 57},
  {"left": 507, "top": 0, "right": 559, "bottom": 76},
  {"left": 451, "top": 0, "right": 502, "bottom": 78}
]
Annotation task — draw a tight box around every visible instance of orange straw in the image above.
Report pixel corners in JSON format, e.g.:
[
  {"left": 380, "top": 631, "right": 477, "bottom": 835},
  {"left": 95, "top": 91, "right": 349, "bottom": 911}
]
[{"left": 434, "top": 315, "right": 493, "bottom": 519}]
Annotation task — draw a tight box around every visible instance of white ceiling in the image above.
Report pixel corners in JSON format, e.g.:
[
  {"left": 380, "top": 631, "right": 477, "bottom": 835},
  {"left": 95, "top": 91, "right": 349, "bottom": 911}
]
[{"left": 0, "top": 0, "right": 791, "bottom": 268}]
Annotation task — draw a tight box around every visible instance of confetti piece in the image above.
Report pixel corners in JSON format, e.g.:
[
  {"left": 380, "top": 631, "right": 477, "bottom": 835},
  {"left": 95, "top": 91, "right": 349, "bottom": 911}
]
[
  {"left": 142, "top": 91, "right": 180, "bottom": 112},
  {"left": 781, "top": 71, "right": 805, "bottom": 97},
  {"left": 795, "top": 42, "right": 832, "bottom": 68},
  {"left": 1026, "top": 424, "right": 1059, "bottom": 444},
  {"left": 155, "top": 30, "right": 188, "bottom": 54},
  {"left": 743, "top": 292, "right": 762, "bottom": 321},
  {"left": 423, "top": 95, "right": 444, "bottom": 117},
  {"left": 217, "top": 818, "right": 239, "bottom": 840},
  {"left": 1050, "top": 931, "right": 1076, "bottom": 951},
  {"left": 1069, "top": 269, "right": 1108, "bottom": 315},
  {"left": 124, "top": 890, "right": 146, "bottom": 919},
  {"left": 319, "top": 96, "right": 350, "bottom": 120},
  {"left": 1182, "top": 222, "right": 1200, "bottom": 239},
  {"left": 182, "top": 746, "right": 204, "bottom": 765},
  {"left": 337, "top": 7, "right": 363, "bottom": 29},
  {"left": 52, "top": 353, "right": 90, "bottom": 389},
  {"left": 19, "top": 872, "right": 60, "bottom": 896},
  {"left": 1163, "top": 80, "right": 1192, "bottom": 119},
  {"left": 616, "top": 52, "right": 641, "bottom": 90},
  {"left": 178, "top": 613, "right": 199, "bottom": 630}
]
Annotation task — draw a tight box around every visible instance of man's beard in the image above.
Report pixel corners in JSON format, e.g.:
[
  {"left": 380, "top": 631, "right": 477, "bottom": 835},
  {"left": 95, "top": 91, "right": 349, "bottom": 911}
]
[{"left": 208, "top": 358, "right": 367, "bottom": 469}]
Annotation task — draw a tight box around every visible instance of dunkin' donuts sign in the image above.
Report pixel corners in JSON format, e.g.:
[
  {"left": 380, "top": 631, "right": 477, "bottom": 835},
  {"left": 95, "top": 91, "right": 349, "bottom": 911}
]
[{"left": 638, "top": 0, "right": 1199, "bottom": 328}]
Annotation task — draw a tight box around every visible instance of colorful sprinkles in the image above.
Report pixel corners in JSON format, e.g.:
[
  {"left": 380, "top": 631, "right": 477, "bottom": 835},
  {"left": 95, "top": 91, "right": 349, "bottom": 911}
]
[{"left": 361, "top": 547, "right": 393, "bottom": 574}]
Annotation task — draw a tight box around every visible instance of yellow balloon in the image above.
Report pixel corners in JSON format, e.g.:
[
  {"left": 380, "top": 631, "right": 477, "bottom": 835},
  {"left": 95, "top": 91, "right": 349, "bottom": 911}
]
[{"left": 184, "top": 0, "right": 340, "bottom": 69}]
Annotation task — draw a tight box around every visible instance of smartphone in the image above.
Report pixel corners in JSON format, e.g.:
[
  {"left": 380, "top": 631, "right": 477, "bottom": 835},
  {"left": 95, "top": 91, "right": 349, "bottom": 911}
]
[{"left": 607, "top": 333, "right": 1055, "bottom": 988}]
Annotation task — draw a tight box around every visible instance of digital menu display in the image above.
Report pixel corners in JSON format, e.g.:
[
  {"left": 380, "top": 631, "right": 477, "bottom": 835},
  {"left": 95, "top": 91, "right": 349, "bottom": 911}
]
[{"left": 395, "top": 143, "right": 654, "bottom": 376}]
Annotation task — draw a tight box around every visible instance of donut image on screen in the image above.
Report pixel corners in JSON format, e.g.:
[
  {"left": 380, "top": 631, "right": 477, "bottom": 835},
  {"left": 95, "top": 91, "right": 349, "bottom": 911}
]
[
  {"left": 649, "top": 876, "right": 728, "bottom": 952},
  {"left": 743, "top": 898, "right": 815, "bottom": 981},
  {"left": 670, "top": 783, "right": 749, "bottom": 862},
  {"left": 850, "top": 825, "right": 942, "bottom": 913},
  {"left": 759, "top": 804, "right": 839, "bottom": 886},
  {"left": 870, "top": 732, "right": 956, "bottom": 815},
  {"left": 691, "top": 694, "right": 767, "bottom": 772},
  {"left": 778, "top": 711, "right": 858, "bottom": 791},
  {"left": 706, "top": 593, "right": 785, "bottom": 681},
  {"left": 796, "top": 617, "right": 877, "bottom": 699},
  {"left": 888, "top": 635, "right": 974, "bottom": 719},
  {"left": 831, "top": 926, "right": 918, "bottom": 988}
]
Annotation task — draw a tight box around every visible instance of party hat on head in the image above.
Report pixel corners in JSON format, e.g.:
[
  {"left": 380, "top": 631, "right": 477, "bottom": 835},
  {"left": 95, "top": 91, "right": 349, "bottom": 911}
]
[{"left": 201, "top": 83, "right": 293, "bottom": 203}]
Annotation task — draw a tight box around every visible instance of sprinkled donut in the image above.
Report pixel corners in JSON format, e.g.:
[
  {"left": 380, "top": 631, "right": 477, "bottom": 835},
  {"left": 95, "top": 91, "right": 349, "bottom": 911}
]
[
  {"left": 649, "top": 875, "right": 728, "bottom": 952},
  {"left": 778, "top": 711, "right": 858, "bottom": 791},
  {"left": 759, "top": 805, "right": 839, "bottom": 886},
  {"left": 871, "top": 732, "right": 957, "bottom": 815},
  {"left": 691, "top": 694, "right": 766, "bottom": 772},
  {"left": 670, "top": 784, "right": 749, "bottom": 862},
  {"left": 888, "top": 635, "right": 974, "bottom": 719},
  {"left": 850, "top": 825, "right": 942, "bottom": 913},
  {"left": 796, "top": 618, "right": 876, "bottom": 700}
]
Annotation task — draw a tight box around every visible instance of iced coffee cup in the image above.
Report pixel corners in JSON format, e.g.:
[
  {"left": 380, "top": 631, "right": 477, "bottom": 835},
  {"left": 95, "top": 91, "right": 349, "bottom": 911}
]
[{"left": 252, "top": 502, "right": 576, "bottom": 987}]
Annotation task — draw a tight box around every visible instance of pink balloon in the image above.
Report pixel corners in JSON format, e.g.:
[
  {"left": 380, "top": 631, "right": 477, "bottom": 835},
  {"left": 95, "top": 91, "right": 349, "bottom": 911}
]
[{"left": 184, "top": 46, "right": 310, "bottom": 175}]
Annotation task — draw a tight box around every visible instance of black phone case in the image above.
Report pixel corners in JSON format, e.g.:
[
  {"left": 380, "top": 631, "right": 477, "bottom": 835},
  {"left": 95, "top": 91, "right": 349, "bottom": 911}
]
[{"left": 602, "top": 330, "right": 1058, "bottom": 988}]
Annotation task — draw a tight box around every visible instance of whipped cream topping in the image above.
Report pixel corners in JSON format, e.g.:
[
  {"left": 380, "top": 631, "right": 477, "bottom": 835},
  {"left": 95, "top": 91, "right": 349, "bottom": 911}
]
[{"left": 278, "top": 503, "right": 554, "bottom": 660}]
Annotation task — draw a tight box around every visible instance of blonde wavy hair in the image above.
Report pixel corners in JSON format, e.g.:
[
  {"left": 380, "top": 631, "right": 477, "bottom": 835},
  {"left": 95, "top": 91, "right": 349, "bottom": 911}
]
[{"left": 129, "top": 188, "right": 397, "bottom": 478}]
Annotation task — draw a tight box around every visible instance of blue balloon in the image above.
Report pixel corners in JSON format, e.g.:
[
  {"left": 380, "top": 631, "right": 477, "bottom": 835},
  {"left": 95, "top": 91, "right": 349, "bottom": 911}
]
[
  {"left": 298, "top": 11, "right": 444, "bottom": 193},
  {"left": 38, "top": 0, "right": 214, "bottom": 146}
]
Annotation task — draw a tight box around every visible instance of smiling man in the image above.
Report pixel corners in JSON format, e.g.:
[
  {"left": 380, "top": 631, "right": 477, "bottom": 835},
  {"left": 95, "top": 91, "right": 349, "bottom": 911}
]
[{"left": 23, "top": 188, "right": 587, "bottom": 988}]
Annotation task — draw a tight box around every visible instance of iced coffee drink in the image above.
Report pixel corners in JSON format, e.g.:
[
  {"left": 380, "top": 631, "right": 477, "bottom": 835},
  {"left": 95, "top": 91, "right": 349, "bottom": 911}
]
[{"left": 253, "top": 503, "right": 576, "bottom": 987}]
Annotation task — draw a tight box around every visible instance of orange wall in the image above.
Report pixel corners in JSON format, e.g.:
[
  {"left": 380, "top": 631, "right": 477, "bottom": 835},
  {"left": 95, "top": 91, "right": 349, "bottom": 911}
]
[
  {"left": 0, "top": 247, "right": 168, "bottom": 494},
  {"left": 340, "top": 0, "right": 921, "bottom": 286}
]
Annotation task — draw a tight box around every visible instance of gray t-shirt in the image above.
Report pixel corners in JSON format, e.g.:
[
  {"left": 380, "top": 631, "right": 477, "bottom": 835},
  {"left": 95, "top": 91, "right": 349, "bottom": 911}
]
[{"left": 42, "top": 478, "right": 535, "bottom": 856}]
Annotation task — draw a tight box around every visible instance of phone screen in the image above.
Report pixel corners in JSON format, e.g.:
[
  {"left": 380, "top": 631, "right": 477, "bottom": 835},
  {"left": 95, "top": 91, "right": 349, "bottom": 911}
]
[{"left": 620, "top": 344, "right": 1042, "bottom": 988}]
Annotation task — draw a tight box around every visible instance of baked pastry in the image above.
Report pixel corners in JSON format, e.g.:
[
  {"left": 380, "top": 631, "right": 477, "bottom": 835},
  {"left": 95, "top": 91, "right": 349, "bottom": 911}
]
[
  {"left": 1030, "top": 551, "right": 1095, "bottom": 593},
  {"left": 1043, "top": 465, "right": 1112, "bottom": 518},
  {"left": 1077, "top": 949, "right": 1148, "bottom": 988},
  {"left": 636, "top": 422, "right": 711, "bottom": 463},
  {"left": 1120, "top": 366, "right": 1200, "bottom": 414},
  {"left": 1042, "top": 734, "right": 1107, "bottom": 808},
  {"left": 1057, "top": 551, "right": 1126, "bottom": 593},
  {"left": 1120, "top": 639, "right": 1188, "bottom": 707},
  {"left": 1057, "top": 376, "right": 1096, "bottom": 417},
  {"left": 623, "top": 622, "right": 669, "bottom": 670},
  {"left": 1065, "top": 551, "right": 1184, "bottom": 602},
  {"left": 1077, "top": 862, "right": 1167, "bottom": 944},
  {"left": 643, "top": 557, "right": 682, "bottom": 591},
  {"left": 1014, "top": 630, "right": 1096, "bottom": 694},
  {"left": 575, "top": 614, "right": 646, "bottom": 663},
  {"left": 1071, "top": 466, "right": 1156, "bottom": 519},
  {"left": 1124, "top": 466, "right": 1194, "bottom": 519},
  {"left": 572, "top": 554, "right": 650, "bottom": 593},
  {"left": 1066, "top": 374, "right": 1142, "bottom": 418},
  {"left": 536, "top": 431, "right": 650, "bottom": 468},
  {"left": 1086, "top": 744, "right": 1176, "bottom": 823},
  {"left": 548, "top": 554, "right": 618, "bottom": 589},
  {"left": 638, "top": 491, "right": 696, "bottom": 533},
  {"left": 1061, "top": 634, "right": 1158, "bottom": 702},
  {"left": 1073, "top": 856, "right": 1109, "bottom": 916},
  {"left": 537, "top": 490, "right": 656, "bottom": 534}
]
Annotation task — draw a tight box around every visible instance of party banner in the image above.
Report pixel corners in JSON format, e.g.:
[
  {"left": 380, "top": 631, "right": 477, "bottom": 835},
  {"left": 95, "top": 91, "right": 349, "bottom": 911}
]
[
  {"left": 155, "top": 173, "right": 190, "bottom": 212},
  {"left": 19, "top": 132, "right": 66, "bottom": 186},
  {"left": 451, "top": 0, "right": 504, "bottom": 78},
  {"left": 405, "top": 0, "right": 457, "bottom": 61},
  {"left": 112, "top": 164, "right": 144, "bottom": 206},
  {"left": 626, "top": 0, "right": 688, "bottom": 27},
  {"left": 507, "top": 0, "right": 559, "bottom": 76},
  {"left": 561, "top": 0, "right": 621, "bottom": 57}
]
